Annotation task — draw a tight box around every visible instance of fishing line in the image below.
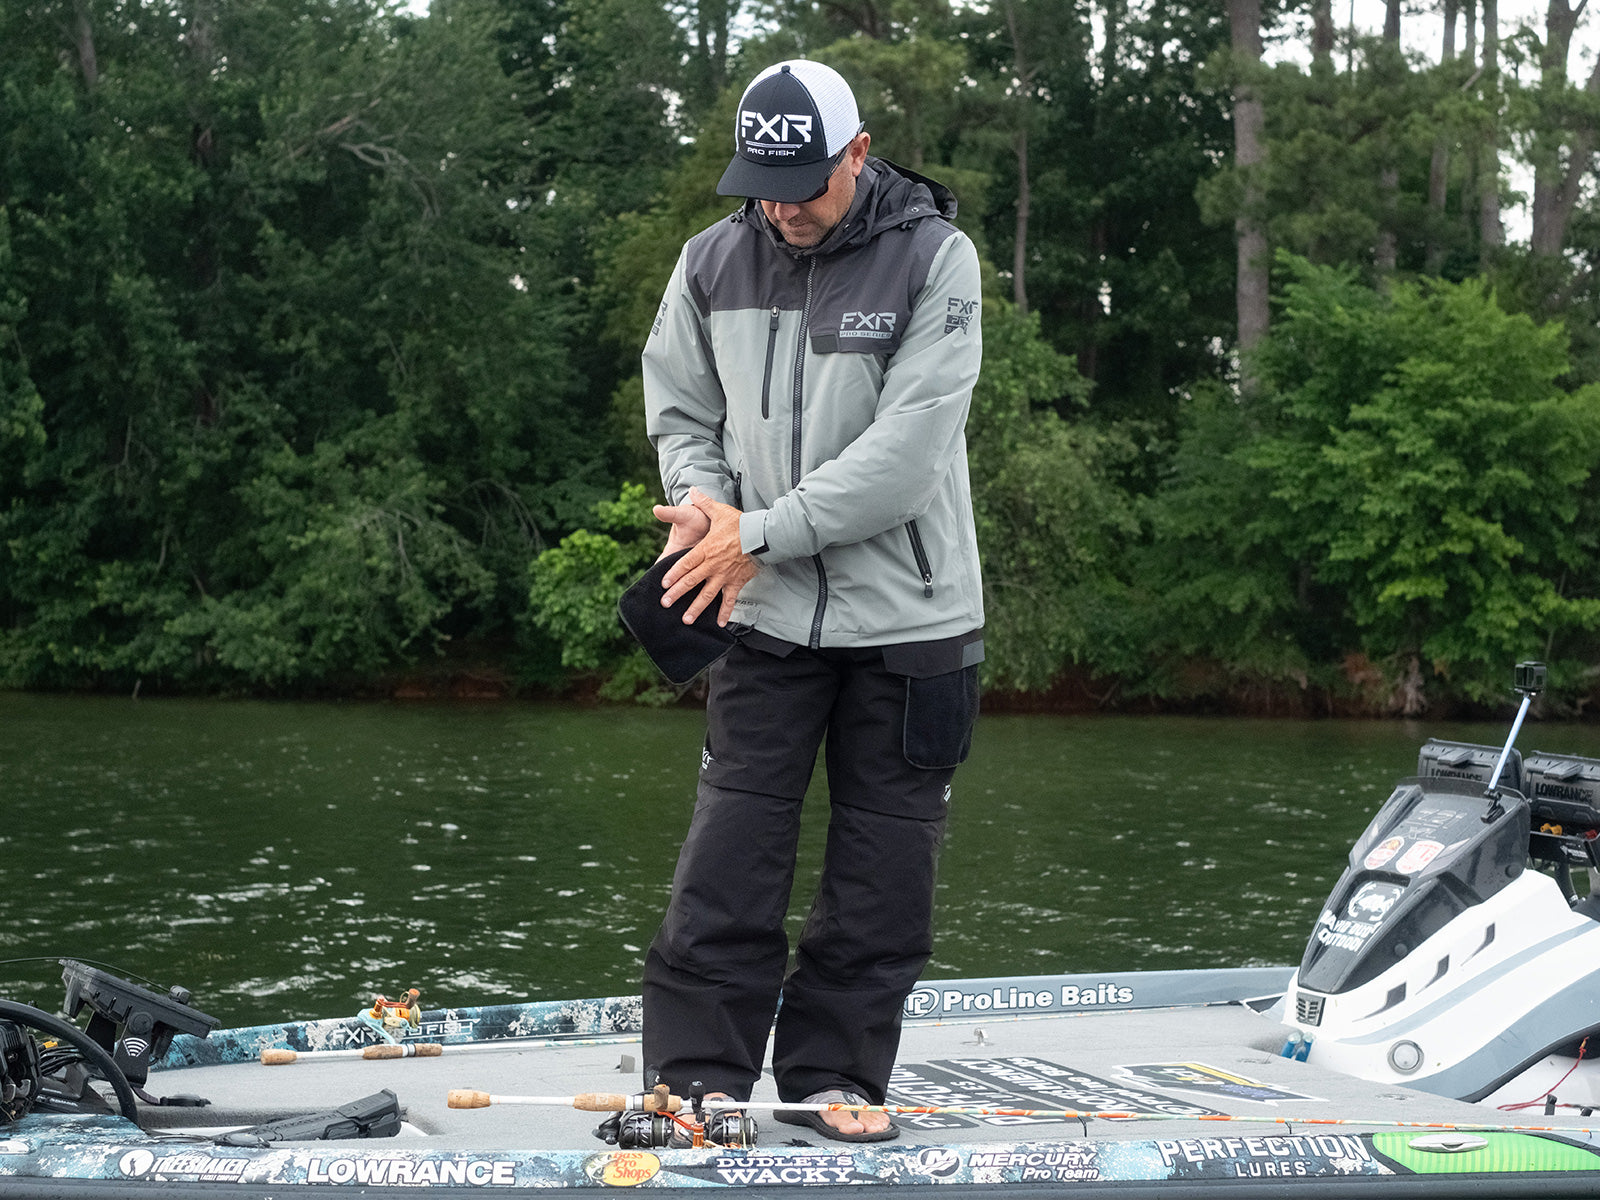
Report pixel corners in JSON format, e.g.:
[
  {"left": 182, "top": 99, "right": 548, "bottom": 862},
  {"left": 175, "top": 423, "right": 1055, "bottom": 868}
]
[{"left": 445, "top": 1090, "right": 1600, "bottom": 1136}]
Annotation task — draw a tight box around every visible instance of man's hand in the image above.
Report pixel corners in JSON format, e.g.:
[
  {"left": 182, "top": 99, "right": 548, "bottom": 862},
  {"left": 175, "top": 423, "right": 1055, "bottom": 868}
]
[
  {"left": 653, "top": 497, "right": 711, "bottom": 559},
  {"left": 659, "top": 488, "right": 758, "bottom": 627}
]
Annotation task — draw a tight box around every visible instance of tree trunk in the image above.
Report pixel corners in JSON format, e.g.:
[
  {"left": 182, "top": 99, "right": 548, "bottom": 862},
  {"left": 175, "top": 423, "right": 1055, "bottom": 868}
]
[
  {"left": 1478, "top": 0, "right": 1503, "bottom": 264},
  {"left": 1310, "top": 0, "right": 1334, "bottom": 63},
  {"left": 1374, "top": 4, "right": 1402, "bottom": 274},
  {"left": 691, "top": 0, "right": 733, "bottom": 115},
  {"left": 1425, "top": 0, "right": 1457, "bottom": 273},
  {"left": 1013, "top": 126, "right": 1030, "bottom": 313},
  {"left": 1002, "top": 0, "right": 1035, "bottom": 314},
  {"left": 1229, "top": 0, "right": 1269, "bottom": 362},
  {"left": 1529, "top": 0, "right": 1600, "bottom": 256},
  {"left": 72, "top": 0, "right": 98, "bottom": 89}
]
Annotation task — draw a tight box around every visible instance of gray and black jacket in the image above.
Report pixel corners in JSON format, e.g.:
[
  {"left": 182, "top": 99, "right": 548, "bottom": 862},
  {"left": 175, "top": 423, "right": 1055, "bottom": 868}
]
[{"left": 643, "top": 157, "right": 984, "bottom": 652}]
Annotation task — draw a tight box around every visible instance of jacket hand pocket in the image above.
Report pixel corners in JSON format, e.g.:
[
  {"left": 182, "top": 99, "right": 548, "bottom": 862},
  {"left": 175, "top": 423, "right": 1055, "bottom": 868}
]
[{"left": 902, "top": 664, "right": 980, "bottom": 770}]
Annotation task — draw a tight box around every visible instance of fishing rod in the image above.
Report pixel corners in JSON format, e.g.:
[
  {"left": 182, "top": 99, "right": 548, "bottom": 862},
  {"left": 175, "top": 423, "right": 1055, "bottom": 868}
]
[
  {"left": 445, "top": 1088, "right": 1600, "bottom": 1136},
  {"left": 264, "top": 1043, "right": 443, "bottom": 1065},
  {"left": 261, "top": 1031, "right": 640, "bottom": 1066}
]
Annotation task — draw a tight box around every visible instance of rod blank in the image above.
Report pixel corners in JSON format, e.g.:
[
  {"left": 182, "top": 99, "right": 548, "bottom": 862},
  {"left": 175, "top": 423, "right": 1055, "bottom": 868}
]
[
  {"left": 261, "top": 1043, "right": 444, "bottom": 1065},
  {"left": 445, "top": 1089, "right": 1600, "bottom": 1134}
]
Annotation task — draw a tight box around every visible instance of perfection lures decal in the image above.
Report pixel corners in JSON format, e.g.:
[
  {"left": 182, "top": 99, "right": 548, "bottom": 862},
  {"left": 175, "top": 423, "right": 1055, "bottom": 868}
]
[{"left": 1155, "top": 1134, "right": 1384, "bottom": 1180}]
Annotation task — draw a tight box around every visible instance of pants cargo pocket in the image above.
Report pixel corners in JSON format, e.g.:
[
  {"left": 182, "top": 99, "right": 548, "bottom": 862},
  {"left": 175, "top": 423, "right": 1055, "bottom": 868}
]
[{"left": 903, "top": 664, "right": 980, "bottom": 770}]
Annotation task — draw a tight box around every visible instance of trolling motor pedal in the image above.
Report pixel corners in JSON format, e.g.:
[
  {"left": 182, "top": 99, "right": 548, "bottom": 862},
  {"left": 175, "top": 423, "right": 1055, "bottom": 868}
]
[
  {"left": 59, "top": 959, "right": 218, "bottom": 1098},
  {"left": 216, "top": 1089, "right": 403, "bottom": 1146}
]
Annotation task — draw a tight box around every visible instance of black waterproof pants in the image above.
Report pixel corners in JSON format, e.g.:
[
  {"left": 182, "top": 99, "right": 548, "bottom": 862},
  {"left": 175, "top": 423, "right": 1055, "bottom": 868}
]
[{"left": 641, "top": 637, "right": 965, "bottom": 1104}]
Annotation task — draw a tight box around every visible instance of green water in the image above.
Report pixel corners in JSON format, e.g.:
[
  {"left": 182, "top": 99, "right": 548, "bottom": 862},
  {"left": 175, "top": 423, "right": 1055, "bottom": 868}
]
[{"left": 3, "top": 695, "right": 1594, "bottom": 1030}]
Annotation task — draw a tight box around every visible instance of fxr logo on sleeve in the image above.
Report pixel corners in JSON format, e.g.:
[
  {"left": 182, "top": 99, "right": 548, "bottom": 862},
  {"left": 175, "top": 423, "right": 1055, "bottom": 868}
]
[{"left": 945, "top": 298, "right": 978, "bottom": 333}]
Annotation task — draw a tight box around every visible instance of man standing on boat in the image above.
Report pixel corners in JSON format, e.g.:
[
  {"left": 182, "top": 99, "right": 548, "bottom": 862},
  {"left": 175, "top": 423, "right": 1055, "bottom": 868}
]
[{"left": 639, "top": 59, "right": 984, "bottom": 1143}]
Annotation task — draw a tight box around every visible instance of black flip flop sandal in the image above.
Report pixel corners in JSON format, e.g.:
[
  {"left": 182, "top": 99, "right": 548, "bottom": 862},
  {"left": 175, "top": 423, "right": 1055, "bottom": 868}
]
[{"left": 773, "top": 1091, "right": 900, "bottom": 1143}]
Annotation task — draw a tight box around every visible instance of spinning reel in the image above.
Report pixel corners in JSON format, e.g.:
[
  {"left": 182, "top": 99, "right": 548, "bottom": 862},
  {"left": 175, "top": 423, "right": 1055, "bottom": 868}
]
[{"left": 595, "top": 1093, "right": 758, "bottom": 1149}]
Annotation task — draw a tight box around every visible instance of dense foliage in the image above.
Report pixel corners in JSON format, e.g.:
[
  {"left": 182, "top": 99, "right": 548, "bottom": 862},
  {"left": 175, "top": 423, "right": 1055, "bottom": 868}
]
[{"left": 5, "top": 0, "right": 1600, "bottom": 713}]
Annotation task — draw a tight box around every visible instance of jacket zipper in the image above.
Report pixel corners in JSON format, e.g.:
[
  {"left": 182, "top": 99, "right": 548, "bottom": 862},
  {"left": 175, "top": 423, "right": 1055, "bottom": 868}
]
[
  {"left": 793, "top": 259, "right": 828, "bottom": 648},
  {"left": 760, "top": 306, "right": 779, "bottom": 420},
  {"left": 906, "top": 520, "right": 935, "bottom": 598}
]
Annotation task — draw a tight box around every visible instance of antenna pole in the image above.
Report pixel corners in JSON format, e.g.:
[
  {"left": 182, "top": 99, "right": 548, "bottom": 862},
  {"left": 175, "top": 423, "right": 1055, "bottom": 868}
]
[{"left": 1484, "top": 660, "right": 1545, "bottom": 815}]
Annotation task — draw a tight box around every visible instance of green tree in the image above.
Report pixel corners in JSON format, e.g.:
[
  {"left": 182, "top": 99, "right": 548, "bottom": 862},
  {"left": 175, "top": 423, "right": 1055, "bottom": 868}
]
[
  {"left": 0, "top": 0, "right": 603, "bottom": 690},
  {"left": 967, "top": 302, "right": 1142, "bottom": 693},
  {"left": 526, "top": 482, "right": 679, "bottom": 702},
  {"left": 1148, "top": 255, "right": 1600, "bottom": 710}
]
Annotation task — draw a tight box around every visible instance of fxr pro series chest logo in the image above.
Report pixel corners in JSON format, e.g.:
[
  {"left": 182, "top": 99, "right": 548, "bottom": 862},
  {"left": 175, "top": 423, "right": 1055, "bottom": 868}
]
[
  {"left": 740, "top": 111, "right": 813, "bottom": 157},
  {"left": 840, "top": 311, "right": 897, "bottom": 340}
]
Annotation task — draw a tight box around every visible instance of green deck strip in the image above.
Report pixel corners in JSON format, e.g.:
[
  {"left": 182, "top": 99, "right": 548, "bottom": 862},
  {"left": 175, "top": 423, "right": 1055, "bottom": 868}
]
[{"left": 1373, "top": 1130, "right": 1600, "bottom": 1174}]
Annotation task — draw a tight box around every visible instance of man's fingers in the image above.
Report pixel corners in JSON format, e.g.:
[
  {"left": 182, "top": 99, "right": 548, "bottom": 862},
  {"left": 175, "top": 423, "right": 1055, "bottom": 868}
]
[
  {"left": 681, "top": 583, "right": 716, "bottom": 625},
  {"left": 660, "top": 547, "right": 700, "bottom": 597}
]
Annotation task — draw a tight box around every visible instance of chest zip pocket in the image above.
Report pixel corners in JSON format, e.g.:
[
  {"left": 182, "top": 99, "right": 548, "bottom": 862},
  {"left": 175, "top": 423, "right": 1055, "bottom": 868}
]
[{"left": 761, "top": 306, "right": 779, "bottom": 420}]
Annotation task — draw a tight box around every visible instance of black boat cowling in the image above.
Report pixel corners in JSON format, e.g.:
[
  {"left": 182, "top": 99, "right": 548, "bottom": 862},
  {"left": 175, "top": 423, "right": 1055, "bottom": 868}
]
[{"left": 1296, "top": 767, "right": 1528, "bottom": 1000}]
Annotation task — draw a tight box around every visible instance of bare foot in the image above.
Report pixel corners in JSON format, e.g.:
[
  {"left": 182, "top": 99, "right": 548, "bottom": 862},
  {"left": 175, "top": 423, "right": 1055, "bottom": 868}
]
[{"left": 817, "top": 1105, "right": 891, "bottom": 1137}]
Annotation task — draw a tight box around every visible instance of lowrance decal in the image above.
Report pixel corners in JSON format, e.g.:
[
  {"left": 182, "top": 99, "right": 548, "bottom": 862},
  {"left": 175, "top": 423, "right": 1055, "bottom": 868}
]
[{"left": 306, "top": 1156, "right": 516, "bottom": 1186}]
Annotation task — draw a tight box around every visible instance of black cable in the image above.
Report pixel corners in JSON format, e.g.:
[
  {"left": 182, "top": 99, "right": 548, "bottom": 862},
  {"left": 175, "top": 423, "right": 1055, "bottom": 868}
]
[
  {"left": 0, "top": 1000, "right": 139, "bottom": 1123},
  {"left": 0, "top": 956, "right": 164, "bottom": 991}
]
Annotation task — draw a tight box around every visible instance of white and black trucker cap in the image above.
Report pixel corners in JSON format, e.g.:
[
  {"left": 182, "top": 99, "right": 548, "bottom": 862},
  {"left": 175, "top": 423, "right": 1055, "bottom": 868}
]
[{"left": 717, "top": 61, "right": 863, "bottom": 203}]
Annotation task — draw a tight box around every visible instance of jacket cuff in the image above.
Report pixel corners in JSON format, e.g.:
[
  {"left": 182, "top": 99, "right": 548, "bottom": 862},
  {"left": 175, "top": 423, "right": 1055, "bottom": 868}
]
[{"left": 739, "top": 510, "right": 771, "bottom": 556}]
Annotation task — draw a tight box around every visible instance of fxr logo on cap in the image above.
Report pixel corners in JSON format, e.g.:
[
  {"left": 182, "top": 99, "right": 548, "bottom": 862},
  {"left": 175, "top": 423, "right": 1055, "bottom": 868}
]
[
  {"left": 718, "top": 59, "right": 862, "bottom": 201},
  {"left": 740, "top": 111, "right": 814, "bottom": 147}
]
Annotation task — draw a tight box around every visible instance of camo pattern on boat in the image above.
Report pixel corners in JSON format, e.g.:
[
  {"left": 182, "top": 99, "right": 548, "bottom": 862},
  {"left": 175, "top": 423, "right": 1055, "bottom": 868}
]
[
  {"left": 154, "top": 995, "right": 646, "bottom": 1070},
  {"left": 11, "top": 1112, "right": 1599, "bottom": 1189},
  {"left": 153, "top": 970, "right": 1296, "bottom": 1073}
]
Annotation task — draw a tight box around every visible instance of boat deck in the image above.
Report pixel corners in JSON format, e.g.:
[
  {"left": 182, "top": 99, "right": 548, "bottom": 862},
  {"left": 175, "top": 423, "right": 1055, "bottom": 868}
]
[
  {"left": 144, "top": 1001, "right": 1536, "bottom": 1151},
  {"left": 9, "top": 970, "right": 1600, "bottom": 1196}
]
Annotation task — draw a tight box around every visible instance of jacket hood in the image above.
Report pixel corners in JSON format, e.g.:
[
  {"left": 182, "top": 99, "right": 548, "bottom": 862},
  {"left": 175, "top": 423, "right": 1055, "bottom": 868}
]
[{"left": 745, "top": 157, "right": 958, "bottom": 257}]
